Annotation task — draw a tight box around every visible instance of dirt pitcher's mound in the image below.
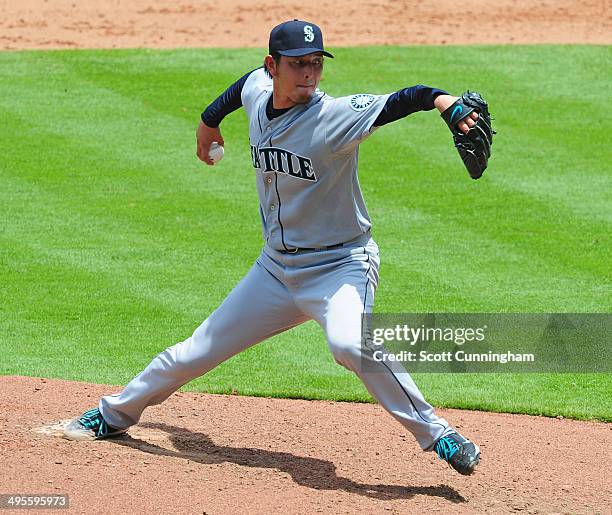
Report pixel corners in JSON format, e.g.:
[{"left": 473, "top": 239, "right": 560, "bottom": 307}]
[
  {"left": 1, "top": 376, "right": 610, "bottom": 513},
  {"left": 1, "top": 0, "right": 610, "bottom": 50}
]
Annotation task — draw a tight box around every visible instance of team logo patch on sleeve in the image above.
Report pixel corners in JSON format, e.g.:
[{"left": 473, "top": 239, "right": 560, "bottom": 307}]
[{"left": 349, "top": 94, "right": 376, "bottom": 111}]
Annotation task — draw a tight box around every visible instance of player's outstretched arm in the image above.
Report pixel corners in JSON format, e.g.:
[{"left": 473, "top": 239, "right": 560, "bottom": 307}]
[
  {"left": 372, "top": 85, "right": 478, "bottom": 132},
  {"left": 370, "top": 86, "right": 494, "bottom": 179}
]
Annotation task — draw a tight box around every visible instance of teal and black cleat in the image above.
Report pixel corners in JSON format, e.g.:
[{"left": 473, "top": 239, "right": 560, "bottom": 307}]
[
  {"left": 63, "top": 407, "right": 127, "bottom": 441},
  {"left": 434, "top": 431, "right": 481, "bottom": 475}
]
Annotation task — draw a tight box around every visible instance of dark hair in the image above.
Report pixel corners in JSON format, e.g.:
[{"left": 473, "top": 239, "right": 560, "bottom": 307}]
[{"left": 264, "top": 53, "right": 282, "bottom": 78}]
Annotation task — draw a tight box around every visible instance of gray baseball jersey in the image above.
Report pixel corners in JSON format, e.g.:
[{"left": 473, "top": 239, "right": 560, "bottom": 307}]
[{"left": 242, "top": 68, "right": 391, "bottom": 250}]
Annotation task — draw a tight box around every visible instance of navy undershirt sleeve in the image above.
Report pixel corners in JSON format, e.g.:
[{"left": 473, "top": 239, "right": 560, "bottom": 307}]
[
  {"left": 201, "top": 68, "right": 260, "bottom": 128},
  {"left": 373, "top": 85, "right": 449, "bottom": 127}
]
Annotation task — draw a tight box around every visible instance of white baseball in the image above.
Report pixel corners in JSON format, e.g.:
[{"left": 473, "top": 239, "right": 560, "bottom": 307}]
[{"left": 208, "top": 142, "right": 225, "bottom": 163}]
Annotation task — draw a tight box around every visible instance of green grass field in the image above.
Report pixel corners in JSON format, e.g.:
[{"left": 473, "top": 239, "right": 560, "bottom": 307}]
[{"left": 1, "top": 45, "right": 610, "bottom": 421}]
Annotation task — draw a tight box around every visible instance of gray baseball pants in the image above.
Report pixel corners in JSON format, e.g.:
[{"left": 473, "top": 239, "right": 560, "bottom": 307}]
[{"left": 99, "top": 233, "right": 450, "bottom": 450}]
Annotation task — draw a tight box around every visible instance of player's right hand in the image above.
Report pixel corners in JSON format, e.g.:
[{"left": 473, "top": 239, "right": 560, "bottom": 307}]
[{"left": 196, "top": 120, "right": 225, "bottom": 166}]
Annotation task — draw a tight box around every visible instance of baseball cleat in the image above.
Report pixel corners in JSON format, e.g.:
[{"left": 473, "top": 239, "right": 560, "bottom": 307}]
[
  {"left": 63, "top": 407, "right": 127, "bottom": 441},
  {"left": 434, "top": 431, "right": 480, "bottom": 475}
]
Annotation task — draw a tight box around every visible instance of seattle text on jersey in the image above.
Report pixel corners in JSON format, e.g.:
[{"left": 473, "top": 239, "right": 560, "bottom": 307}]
[{"left": 250, "top": 145, "right": 318, "bottom": 182}]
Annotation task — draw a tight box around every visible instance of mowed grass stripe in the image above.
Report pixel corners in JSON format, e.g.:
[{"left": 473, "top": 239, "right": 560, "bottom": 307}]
[
  {"left": 0, "top": 56, "right": 251, "bottom": 194},
  {"left": 1, "top": 46, "right": 610, "bottom": 419}
]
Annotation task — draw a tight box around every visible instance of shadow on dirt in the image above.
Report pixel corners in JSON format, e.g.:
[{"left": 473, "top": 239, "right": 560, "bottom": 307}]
[{"left": 109, "top": 421, "right": 465, "bottom": 503}]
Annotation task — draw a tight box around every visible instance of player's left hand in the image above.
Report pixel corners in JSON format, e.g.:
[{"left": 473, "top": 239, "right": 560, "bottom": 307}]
[
  {"left": 438, "top": 91, "right": 495, "bottom": 180},
  {"left": 434, "top": 94, "right": 478, "bottom": 134}
]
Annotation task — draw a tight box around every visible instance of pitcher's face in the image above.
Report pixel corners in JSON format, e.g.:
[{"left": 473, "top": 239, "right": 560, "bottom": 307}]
[{"left": 267, "top": 53, "right": 324, "bottom": 106}]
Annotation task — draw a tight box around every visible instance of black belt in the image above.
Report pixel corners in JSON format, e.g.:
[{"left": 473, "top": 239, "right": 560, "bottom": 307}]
[{"left": 278, "top": 242, "right": 346, "bottom": 254}]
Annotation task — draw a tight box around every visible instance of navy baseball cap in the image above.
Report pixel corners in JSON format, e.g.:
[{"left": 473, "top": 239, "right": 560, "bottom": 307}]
[{"left": 269, "top": 19, "right": 334, "bottom": 58}]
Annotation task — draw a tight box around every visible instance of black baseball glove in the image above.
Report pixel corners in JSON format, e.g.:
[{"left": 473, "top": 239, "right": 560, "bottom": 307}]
[{"left": 441, "top": 91, "right": 494, "bottom": 180}]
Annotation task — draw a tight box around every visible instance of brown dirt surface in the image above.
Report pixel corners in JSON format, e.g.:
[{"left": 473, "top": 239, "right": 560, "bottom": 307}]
[
  {"left": 0, "top": 0, "right": 610, "bottom": 50},
  {"left": 1, "top": 376, "right": 611, "bottom": 513}
]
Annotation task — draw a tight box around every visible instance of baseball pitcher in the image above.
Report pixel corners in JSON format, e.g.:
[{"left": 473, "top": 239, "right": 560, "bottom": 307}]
[{"left": 64, "top": 19, "right": 494, "bottom": 476}]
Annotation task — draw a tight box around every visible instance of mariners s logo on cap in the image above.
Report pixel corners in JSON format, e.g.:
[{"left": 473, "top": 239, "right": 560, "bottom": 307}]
[{"left": 304, "top": 25, "right": 315, "bottom": 42}]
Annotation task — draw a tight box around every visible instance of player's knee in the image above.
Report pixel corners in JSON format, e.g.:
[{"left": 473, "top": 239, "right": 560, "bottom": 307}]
[
  {"left": 189, "top": 321, "right": 222, "bottom": 359},
  {"left": 327, "top": 332, "right": 365, "bottom": 370},
  {"left": 166, "top": 321, "right": 218, "bottom": 372}
]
